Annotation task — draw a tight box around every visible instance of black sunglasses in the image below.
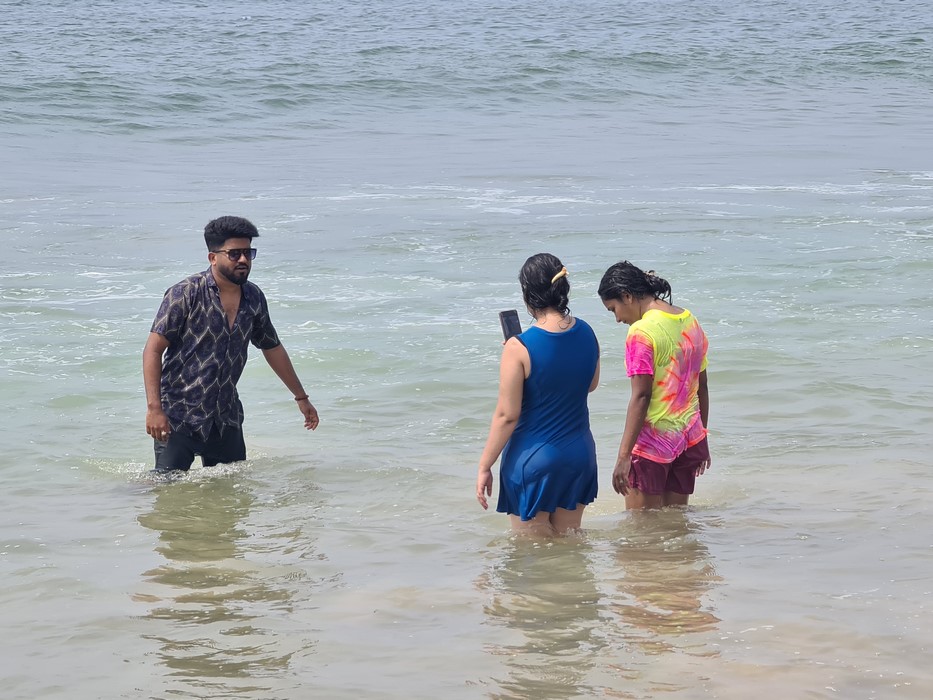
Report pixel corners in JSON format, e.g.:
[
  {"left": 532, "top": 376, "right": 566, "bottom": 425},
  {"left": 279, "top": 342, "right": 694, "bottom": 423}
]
[{"left": 213, "top": 248, "right": 257, "bottom": 261}]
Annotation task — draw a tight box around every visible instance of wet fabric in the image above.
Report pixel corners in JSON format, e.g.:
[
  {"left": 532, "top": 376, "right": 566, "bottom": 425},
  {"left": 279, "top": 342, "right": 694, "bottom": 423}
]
[
  {"left": 625, "top": 308, "right": 709, "bottom": 463},
  {"left": 153, "top": 423, "right": 247, "bottom": 472},
  {"left": 497, "top": 318, "right": 599, "bottom": 520},
  {"left": 628, "top": 437, "right": 710, "bottom": 495},
  {"left": 150, "top": 268, "right": 281, "bottom": 440}
]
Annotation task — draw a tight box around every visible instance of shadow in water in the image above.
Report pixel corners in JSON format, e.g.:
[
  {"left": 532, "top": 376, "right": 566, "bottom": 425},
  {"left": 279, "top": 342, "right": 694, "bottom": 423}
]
[
  {"left": 135, "top": 474, "right": 314, "bottom": 697},
  {"left": 607, "top": 509, "right": 722, "bottom": 657},
  {"left": 478, "top": 536, "right": 603, "bottom": 700}
]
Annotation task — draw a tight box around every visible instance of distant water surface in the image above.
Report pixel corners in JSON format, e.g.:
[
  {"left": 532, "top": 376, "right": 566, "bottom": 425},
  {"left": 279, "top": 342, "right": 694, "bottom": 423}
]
[{"left": 1, "top": 1, "right": 932, "bottom": 698}]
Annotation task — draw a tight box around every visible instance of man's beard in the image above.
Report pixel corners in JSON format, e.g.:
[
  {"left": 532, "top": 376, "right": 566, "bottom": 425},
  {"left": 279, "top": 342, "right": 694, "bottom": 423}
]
[{"left": 220, "top": 265, "right": 250, "bottom": 286}]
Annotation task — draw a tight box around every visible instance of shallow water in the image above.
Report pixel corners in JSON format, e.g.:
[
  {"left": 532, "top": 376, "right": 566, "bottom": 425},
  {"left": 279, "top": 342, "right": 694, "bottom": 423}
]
[{"left": 2, "top": 0, "right": 933, "bottom": 698}]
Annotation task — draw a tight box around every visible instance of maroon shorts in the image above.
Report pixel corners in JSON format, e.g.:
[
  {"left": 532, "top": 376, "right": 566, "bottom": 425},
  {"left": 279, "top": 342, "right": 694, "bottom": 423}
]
[{"left": 629, "top": 438, "right": 710, "bottom": 496}]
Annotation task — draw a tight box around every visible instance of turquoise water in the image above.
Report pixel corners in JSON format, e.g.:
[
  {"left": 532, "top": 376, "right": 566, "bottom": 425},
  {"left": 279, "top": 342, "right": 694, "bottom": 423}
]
[{"left": 2, "top": 1, "right": 932, "bottom": 698}]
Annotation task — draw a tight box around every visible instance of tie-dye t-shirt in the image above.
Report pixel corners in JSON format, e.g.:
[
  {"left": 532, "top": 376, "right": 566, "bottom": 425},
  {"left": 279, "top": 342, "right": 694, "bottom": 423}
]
[{"left": 625, "top": 308, "right": 708, "bottom": 463}]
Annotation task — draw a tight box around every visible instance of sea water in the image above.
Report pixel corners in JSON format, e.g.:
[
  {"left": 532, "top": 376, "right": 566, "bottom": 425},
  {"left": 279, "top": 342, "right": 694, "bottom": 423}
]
[{"left": 2, "top": 1, "right": 932, "bottom": 697}]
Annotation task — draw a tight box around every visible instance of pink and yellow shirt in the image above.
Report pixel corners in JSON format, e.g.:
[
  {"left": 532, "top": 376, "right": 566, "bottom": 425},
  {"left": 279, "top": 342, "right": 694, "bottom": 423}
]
[{"left": 625, "top": 308, "right": 708, "bottom": 463}]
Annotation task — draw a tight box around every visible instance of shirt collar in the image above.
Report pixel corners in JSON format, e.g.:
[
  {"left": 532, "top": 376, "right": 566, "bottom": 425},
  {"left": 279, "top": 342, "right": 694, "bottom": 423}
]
[{"left": 205, "top": 267, "right": 252, "bottom": 300}]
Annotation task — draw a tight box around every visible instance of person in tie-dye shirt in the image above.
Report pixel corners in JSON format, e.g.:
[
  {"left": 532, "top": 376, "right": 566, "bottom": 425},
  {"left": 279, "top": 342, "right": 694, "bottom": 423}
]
[{"left": 598, "top": 261, "right": 710, "bottom": 509}]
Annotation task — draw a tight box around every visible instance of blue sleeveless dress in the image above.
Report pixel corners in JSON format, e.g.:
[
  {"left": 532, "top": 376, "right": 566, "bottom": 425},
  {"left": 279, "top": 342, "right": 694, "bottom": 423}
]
[{"left": 496, "top": 318, "right": 599, "bottom": 520}]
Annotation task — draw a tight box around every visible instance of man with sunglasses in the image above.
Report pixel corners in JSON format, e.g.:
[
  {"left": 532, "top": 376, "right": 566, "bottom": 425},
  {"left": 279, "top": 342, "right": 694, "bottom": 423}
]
[{"left": 143, "top": 215, "right": 319, "bottom": 473}]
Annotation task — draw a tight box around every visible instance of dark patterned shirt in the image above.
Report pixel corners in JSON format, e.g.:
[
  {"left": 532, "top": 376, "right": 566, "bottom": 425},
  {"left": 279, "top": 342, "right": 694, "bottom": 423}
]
[{"left": 150, "top": 269, "right": 281, "bottom": 440}]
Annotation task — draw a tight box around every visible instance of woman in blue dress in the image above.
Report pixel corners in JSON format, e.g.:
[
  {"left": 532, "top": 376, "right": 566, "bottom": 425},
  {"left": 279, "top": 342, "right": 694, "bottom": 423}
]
[{"left": 476, "top": 253, "right": 600, "bottom": 536}]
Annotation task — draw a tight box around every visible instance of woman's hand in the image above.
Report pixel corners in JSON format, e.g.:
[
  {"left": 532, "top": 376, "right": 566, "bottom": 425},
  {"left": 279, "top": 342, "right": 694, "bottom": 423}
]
[
  {"left": 476, "top": 469, "right": 493, "bottom": 510},
  {"left": 612, "top": 454, "right": 632, "bottom": 495}
]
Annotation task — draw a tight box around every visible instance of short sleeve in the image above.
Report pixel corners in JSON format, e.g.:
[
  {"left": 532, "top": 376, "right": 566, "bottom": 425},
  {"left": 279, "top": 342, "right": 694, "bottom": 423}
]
[
  {"left": 250, "top": 287, "right": 281, "bottom": 350},
  {"left": 150, "top": 284, "right": 189, "bottom": 346},
  {"left": 625, "top": 328, "right": 655, "bottom": 377},
  {"left": 694, "top": 321, "right": 709, "bottom": 372},
  {"left": 698, "top": 322, "right": 709, "bottom": 372}
]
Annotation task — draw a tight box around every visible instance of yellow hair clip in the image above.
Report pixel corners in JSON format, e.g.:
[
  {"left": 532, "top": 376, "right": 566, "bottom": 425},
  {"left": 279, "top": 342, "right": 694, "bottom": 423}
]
[{"left": 550, "top": 267, "right": 568, "bottom": 284}]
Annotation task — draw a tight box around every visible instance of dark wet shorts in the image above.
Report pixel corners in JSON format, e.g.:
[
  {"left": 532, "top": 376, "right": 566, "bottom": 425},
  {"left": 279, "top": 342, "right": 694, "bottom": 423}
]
[
  {"left": 629, "top": 438, "right": 710, "bottom": 496},
  {"left": 153, "top": 423, "right": 246, "bottom": 472}
]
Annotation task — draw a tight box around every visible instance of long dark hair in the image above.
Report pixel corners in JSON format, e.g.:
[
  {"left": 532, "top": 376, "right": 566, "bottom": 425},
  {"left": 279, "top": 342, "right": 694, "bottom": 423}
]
[
  {"left": 598, "top": 260, "right": 672, "bottom": 303},
  {"left": 519, "top": 253, "right": 570, "bottom": 314}
]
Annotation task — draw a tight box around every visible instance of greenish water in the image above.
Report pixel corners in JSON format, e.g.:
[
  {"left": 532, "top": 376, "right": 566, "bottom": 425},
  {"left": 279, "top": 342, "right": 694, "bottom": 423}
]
[{"left": 2, "top": 1, "right": 932, "bottom": 698}]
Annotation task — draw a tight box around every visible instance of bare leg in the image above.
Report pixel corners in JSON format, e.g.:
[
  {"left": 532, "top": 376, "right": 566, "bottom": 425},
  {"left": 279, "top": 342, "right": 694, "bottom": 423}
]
[
  {"left": 549, "top": 505, "right": 586, "bottom": 534},
  {"left": 663, "top": 491, "right": 690, "bottom": 507},
  {"left": 509, "top": 512, "right": 557, "bottom": 537},
  {"left": 625, "top": 488, "right": 665, "bottom": 510}
]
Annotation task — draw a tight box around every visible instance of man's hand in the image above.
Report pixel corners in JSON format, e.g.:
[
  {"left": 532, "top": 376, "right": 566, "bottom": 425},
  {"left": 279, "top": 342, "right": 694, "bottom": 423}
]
[
  {"left": 297, "top": 398, "right": 319, "bottom": 430},
  {"left": 146, "top": 407, "right": 171, "bottom": 442}
]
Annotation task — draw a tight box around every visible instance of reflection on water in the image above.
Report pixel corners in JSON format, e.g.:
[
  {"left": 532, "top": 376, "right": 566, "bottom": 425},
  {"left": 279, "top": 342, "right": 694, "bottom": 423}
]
[
  {"left": 607, "top": 509, "right": 721, "bottom": 657},
  {"left": 136, "top": 474, "right": 313, "bottom": 696},
  {"left": 478, "top": 536, "right": 603, "bottom": 700},
  {"left": 477, "top": 514, "right": 721, "bottom": 699}
]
